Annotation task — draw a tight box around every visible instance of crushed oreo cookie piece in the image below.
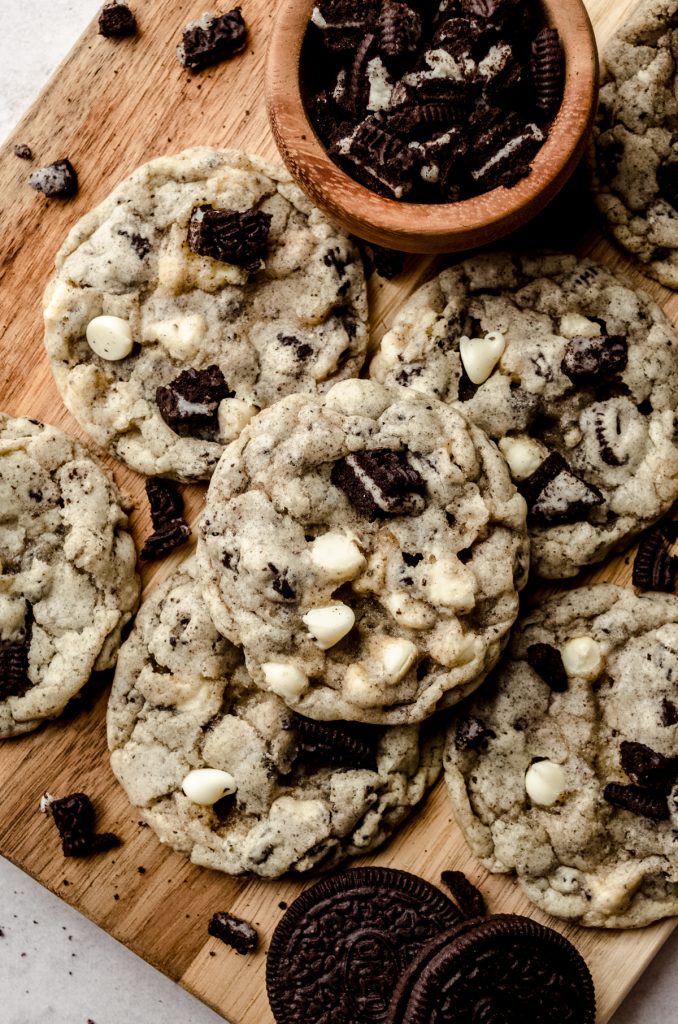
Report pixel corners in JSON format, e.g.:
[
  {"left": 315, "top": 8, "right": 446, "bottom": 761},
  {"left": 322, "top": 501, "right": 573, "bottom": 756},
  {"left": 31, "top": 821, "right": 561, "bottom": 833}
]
[
  {"left": 378, "top": 1, "right": 422, "bottom": 61},
  {"left": 661, "top": 698, "right": 678, "bottom": 727},
  {"left": 361, "top": 241, "right": 406, "bottom": 279},
  {"left": 620, "top": 741, "right": 678, "bottom": 792},
  {"left": 98, "top": 2, "right": 137, "bottom": 37},
  {"left": 208, "top": 911, "right": 258, "bottom": 954},
  {"left": 440, "top": 871, "right": 486, "bottom": 919},
  {"left": 187, "top": 205, "right": 271, "bottom": 269},
  {"left": 177, "top": 8, "right": 248, "bottom": 72},
  {"left": 603, "top": 782, "right": 669, "bottom": 822},
  {"left": 29, "top": 159, "right": 78, "bottom": 198},
  {"left": 156, "top": 365, "right": 233, "bottom": 438},
  {"left": 519, "top": 451, "right": 604, "bottom": 526},
  {"left": 561, "top": 335, "right": 628, "bottom": 385},
  {"left": 633, "top": 527, "right": 678, "bottom": 593},
  {"left": 0, "top": 604, "right": 33, "bottom": 702},
  {"left": 269, "top": 563, "right": 296, "bottom": 600},
  {"left": 526, "top": 642, "right": 568, "bottom": 692},
  {"left": 13, "top": 144, "right": 33, "bottom": 160},
  {"left": 119, "top": 229, "right": 151, "bottom": 259},
  {"left": 331, "top": 448, "right": 426, "bottom": 520},
  {"left": 531, "top": 27, "right": 562, "bottom": 118},
  {"left": 292, "top": 713, "right": 379, "bottom": 770},
  {"left": 141, "top": 518, "right": 191, "bottom": 561},
  {"left": 656, "top": 161, "right": 678, "bottom": 209},
  {"left": 146, "top": 477, "right": 184, "bottom": 530},
  {"left": 43, "top": 792, "right": 121, "bottom": 857},
  {"left": 454, "top": 715, "right": 495, "bottom": 751},
  {"left": 332, "top": 120, "right": 417, "bottom": 199},
  {"left": 311, "top": 0, "right": 380, "bottom": 53}
]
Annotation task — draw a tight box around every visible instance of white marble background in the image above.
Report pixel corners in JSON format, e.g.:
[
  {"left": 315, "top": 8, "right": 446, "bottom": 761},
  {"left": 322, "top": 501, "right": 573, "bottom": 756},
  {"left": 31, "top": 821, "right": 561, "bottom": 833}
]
[{"left": 0, "top": 2, "right": 676, "bottom": 1022}]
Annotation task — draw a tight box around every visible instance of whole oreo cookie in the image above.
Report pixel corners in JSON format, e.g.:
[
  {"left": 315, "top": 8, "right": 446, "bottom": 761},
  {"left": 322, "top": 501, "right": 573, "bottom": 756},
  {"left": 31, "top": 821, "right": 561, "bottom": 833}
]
[
  {"left": 266, "top": 867, "right": 462, "bottom": 1024},
  {"left": 386, "top": 915, "right": 596, "bottom": 1024}
]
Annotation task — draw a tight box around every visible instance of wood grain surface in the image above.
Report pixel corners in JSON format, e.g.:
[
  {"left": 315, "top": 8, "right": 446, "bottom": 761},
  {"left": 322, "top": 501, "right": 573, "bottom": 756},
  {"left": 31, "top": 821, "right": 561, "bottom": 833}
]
[{"left": 0, "top": 1, "right": 676, "bottom": 1022}]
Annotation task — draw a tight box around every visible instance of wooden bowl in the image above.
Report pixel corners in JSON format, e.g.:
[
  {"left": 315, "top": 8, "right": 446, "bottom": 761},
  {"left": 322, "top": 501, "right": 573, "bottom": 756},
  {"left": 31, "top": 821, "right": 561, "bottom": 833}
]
[{"left": 266, "top": 0, "right": 599, "bottom": 254}]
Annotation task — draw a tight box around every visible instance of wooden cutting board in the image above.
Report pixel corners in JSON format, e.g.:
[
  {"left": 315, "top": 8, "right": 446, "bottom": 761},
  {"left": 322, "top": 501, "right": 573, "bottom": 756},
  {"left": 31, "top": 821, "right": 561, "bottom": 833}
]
[{"left": 0, "top": 0, "right": 676, "bottom": 1021}]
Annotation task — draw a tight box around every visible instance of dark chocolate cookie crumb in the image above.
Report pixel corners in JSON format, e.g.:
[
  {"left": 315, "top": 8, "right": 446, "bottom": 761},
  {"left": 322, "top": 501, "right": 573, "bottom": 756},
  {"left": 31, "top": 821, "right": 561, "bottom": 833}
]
[
  {"left": 187, "top": 205, "right": 271, "bottom": 269},
  {"left": 98, "top": 2, "right": 137, "bottom": 37},
  {"left": 208, "top": 911, "right": 257, "bottom": 954},
  {"left": 178, "top": 8, "right": 248, "bottom": 72},
  {"left": 29, "top": 159, "right": 78, "bottom": 198},
  {"left": 140, "top": 519, "right": 191, "bottom": 561},
  {"left": 519, "top": 451, "right": 604, "bottom": 526},
  {"left": 661, "top": 698, "right": 678, "bottom": 727},
  {"left": 439, "top": 871, "right": 486, "bottom": 919},
  {"left": 156, "top": 365, "right": 233, "bottom": 438},
  {"left": 331, "top": 449, "right": 426, "bottom": 520},
  {"left": 603, "top": 782, "right": 669, "bottom": 822},
  {"left": 526, "top": 642, "right": 568, "bottom": 692},
  {"left": 292, "top": 713, "right": 380, "bottom": 770},
  {"left": 361, "top": 242, "right": 406, "bottom": 279},
  {"left": 13, "top": 144, "right": 33, "bottom": 160},
  {"left": 620, "top": 741, "right": 678, "bottom": 791},
  {"left": 454, "top": 715, "right": 495, "bottom": 751},
  {"left": 633, "top": 527, "right": 678, "bottom": 593},
  {"left": 0, "top": 603, "right": 34, "bottom": 701},
  {"left": 146, "top": 477, "right": 184, "bottom": 530},
  {"left": 44, "top": 792, "right": 122, "bottom": 857},
  {"left": 561, "top": 335, "right": 628, "bottom": 385}
]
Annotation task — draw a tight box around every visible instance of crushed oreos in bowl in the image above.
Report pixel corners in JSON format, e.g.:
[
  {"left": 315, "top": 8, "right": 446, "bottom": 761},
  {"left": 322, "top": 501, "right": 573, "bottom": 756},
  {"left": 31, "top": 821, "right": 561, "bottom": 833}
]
[{"left": 303, "top": 0, "right": 564, "bottom": 203}]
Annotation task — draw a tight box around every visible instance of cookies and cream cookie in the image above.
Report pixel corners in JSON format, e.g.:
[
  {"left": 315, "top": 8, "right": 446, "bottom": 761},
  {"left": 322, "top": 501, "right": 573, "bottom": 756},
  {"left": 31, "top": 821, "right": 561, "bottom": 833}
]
[
  {"left": 591, "top": 0, "right": 678, "bottom": 288},
  {"left": 198, "top": 379, "right": 528, "bottom": 724},
  {"left": 43, "top": 148, "right": 368, "bottom": 481},
  {"left": 107, "top": 562, "right": 442, "bottom": 876},
  {"left": 444, "top": 584, "right": 678, "bottom": 928},
  {"left": 0, "top": 414, "right": 139, "bottom": 738},
  {"left": 370, "top": 252, "right": 678, "bottom": 578}
]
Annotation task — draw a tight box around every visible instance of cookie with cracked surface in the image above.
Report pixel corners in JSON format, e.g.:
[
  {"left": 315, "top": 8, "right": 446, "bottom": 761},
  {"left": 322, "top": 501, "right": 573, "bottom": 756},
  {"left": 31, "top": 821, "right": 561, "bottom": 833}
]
[
  {"left": 43, "top": 148, "right": 368, "bottom": 481},
  {"left": 198, "top": 379, "right": 528, "bottom": 724},
  {"left": 370, "top": 252, "right": 678, "bottom": 578},
  {"left": 444, "top": 584, "right": 678, "bottom": 928},
  {"left": 590, "top": 0, "right": 678, "bottom": 288},
  {"left": 0, "top": 414, "right": 139, "bottom": 738},
  {"left": 107, "top": 560, "right": 442, "bottom": 876}
]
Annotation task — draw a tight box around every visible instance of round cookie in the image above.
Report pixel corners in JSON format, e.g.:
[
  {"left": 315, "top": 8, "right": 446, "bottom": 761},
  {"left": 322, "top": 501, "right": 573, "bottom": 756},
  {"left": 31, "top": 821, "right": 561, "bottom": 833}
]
[
  {"left": 370, "top": 252, "right": 678, "bottom": 578},
  {"left": 44, "top": 148, "right": 368, "bottom": 481},
  {"left": 0, "top": 414, "right": 139, "bottom": 738},
  {"left": 198, "top": 379, "right": 528, "bottom": 724},
  {"left": 444, "top": 584, "right": 678, "bottom": 928},
  {"left": 107, "top": 562, "right": 443, "bottom": 876},
  {"left": 590, "top": 0, "right": 678, "bottom": 289}
]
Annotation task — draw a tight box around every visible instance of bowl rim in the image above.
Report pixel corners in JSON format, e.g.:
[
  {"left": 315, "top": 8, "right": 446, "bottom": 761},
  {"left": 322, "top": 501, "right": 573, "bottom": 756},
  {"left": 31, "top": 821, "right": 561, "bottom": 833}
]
[{"left": 266, "top": 0, "right": 599, "bottom": 249}]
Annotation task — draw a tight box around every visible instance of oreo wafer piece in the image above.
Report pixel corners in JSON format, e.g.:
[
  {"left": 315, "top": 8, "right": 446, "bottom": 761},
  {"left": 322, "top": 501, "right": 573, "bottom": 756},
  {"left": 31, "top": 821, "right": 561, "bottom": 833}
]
[
  {"left": 331, "top": 448, "right": 426, "bottom": 520},
  {"left": 386, "top": 915, "right": 596, "bottom": 1024},
  {"left": 266, "top": 867, "right": 462, "bottom": 1024},
  {"left": 519, "top": 451, "right": 604, "bottom": 526},
  {"left": 633, "top": 526, "right": 678, "bottom": 593}
]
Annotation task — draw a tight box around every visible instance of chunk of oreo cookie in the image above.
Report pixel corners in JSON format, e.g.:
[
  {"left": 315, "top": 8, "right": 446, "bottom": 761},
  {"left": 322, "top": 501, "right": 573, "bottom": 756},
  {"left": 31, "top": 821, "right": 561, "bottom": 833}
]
[
  {"left": 454, "top": 715, "right": 495, "bottom": 751},
  {"left": 208, "top": 911, "right": 258, "bottom": 954},
  {"left": 333, "top": 121, "right": 417, "bottom": 200},
  {"left": 633, "top": 527, "right": 678, "bottom": 593},
  {"left": 439, "top": 871, "right": 486, "bottom": 919},
  {"left": 187, "top": 205, "right": 271, "bottom": 269},
  {"left": 146, "top": 477, "right": 184, "bottom": 530},
  {"left": 519, "top": 452, "right": 604, "bottom": 526},
  {"left": 43, "top": 792, "right": 121, "bottom": 857},
  {"left": 266, "top": 867, "right": 462, "bottom": 1024},
  {"left": 531, "top": 26, "right": 563, "bottom": 119},
  {"left": 98, "top": 2, "right": 137, "bottom": 37},
  {"left": 526, "top": 642, "right": 568, "bottom": 692},
  {"left": 561, "top": 335, "right": 628, "bottom": 385},
  {"left": 140, "top": 519, "right": 191, "bottom": 561},
  {"left": 378, "top": 1, "right": 422, "bottom": 61},
  {"left": 361, "top": 242, "right": 406, "bottom": 279},
  {"left": 312, "top": 0, "right": 380, "bottom": 53},
  {"left": 471, "top": 119, "right": 545, "bottom": 191},
  {"left": 13, "top": 144, "right": 33, "bottom": 160},
  {"left": 331, "top": 449, "right": 426, "bottom": 520},
  {"left": 177, "top": 8, "right": 247, "bottom": 72},
  {"left": 656, "top": 160, "right": 678, "bottom": 209},
  {"left": 0, "top": 604, "right": 33, "bottom": 702},
  {"left": 620, "top": 741, "right": 678, "bottom": 791},
  {"left": 156, "top": 365, "right": 233, "bottom": 438},
  {"left": 292, "top": 713, "right": 380, "bottom": 770},
  {"left": 29, "top": 159, "right": 78, "bottom": 198},
  {"left": 603, "top": 782, "right": 669, "bottom": 822},
  {"left": 386, "top": 915, "right": 596, "bottom": 1024}
]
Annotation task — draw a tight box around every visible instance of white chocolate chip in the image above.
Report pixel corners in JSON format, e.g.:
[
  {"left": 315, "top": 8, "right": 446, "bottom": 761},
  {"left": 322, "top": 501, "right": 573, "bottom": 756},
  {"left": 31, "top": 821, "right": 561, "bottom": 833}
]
[
  {"left": 86, "top": 315, "right": 134, "bottom": 361},
  {"left": 261, "top": 663, "right": 309, "bottom": 701},
  {"left": 302, "top": 604, "right": 355, "bottom": 649},
  {"left": 144, "top": 313, "right": 207, "bottom": 361},
  {"left": 310, "top": 533, "right": 366, "bottom": 581},
  {"left": 459, "top": 331, "right": 505, "bottom": 385},
  {"left": 381, "top": 638, "right": 418, "bottom": 682},
  {"left": 525, "top": 760, "right": 566, "bottom": 806},
  {"left": 182, "top": 768, "right": 237, "bottom": 806},
  {"left": 563, "top": 425, "right": 582, "bottom": 448},
  {"left": 427, "top": 561, "right": 476, "bottom": 611},
  {"left": 561, "top": 637, "right": 605, "bottom": 680},
  {"left": 498, "top": 436, "right": 545, "bottom": 481},
  {"left": 217, "top": 398, "right": 259, "bottom": 443},
  {"left": 384, "top": 592, "right": 436, "bottom": 630},
  {"left": 559, "top": 313, "right": 601, "bottom": 339}
]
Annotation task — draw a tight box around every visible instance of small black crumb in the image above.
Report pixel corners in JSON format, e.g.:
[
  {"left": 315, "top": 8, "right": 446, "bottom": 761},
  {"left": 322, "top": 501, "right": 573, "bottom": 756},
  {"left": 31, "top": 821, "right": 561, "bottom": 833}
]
[
  {"left": 14, "top": 144, "right": 33, "bottom": 160},
  {"left": 62, "top": 880, "right": 69, "bottom": 886},
  {"left": 98, "top": 2, "right": 137, "bottom": 37},
  {"left": 29, "top": 159, "right": 78, "bottom": 198},
  {"left": 209, "top": 951, "right": 216, "bottom": 957},
  {"left": 21, "top": 952, "right": 26, "bottom": 958},
  {"left": 137, "top": 866, "right": 146, "bottom": 874},
  {"left": 361, "top": 241, "right": 406, "bottom": 280},
  {"left": 113, "top": 894, "right": 120, "bottom": 901},
  {"left": 278, "top": 901, "right": 288, "bottom": 910},
  {"left": 0, "top": 927, "right": 4, "bottom": 937},
  {"left": 178, "top": 8, "right": 248, "bottom": 73},
  {"left": 138, "top": 820, "right": 149, "bottom": 828},
  {"left": 208, "top": 911, "right": 258, "bottom": 954}
]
